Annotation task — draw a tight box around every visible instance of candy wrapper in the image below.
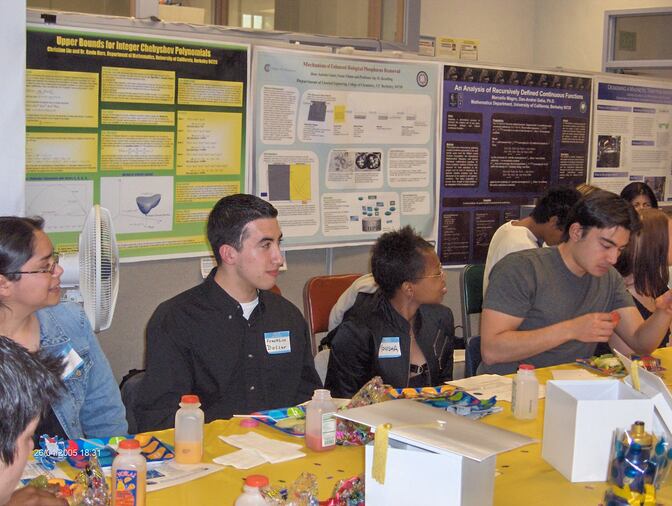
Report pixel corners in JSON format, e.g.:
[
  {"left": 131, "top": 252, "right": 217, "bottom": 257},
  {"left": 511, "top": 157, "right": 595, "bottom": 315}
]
[
  {"left": 319, "top": 476, "right": 364, "bottom": 506},
  {"left": 604, "top": 421, "right": 672, "bottom": 505},
  {"left": 336, "top": 376, "right": 391, "bottom": 446},
  {"left": 388, "top": 385, "right": 499, "bottom": 419},
  {"left": 262, "top": 472, "right": 319, "bottom": 506},
  {"left": 25, "top": 476, "right": 85, "bottom": 505}
]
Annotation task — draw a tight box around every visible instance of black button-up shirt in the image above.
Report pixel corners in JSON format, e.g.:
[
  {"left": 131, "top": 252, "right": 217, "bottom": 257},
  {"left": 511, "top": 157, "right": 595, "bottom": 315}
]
[{"left": 136, "top": 271, "right": 321, "bottom": 431}]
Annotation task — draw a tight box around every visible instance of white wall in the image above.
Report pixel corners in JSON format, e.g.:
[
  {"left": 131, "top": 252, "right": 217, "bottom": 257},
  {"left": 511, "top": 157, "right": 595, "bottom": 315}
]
[
  {"left": 0, "top": 1, "right": 25, "bottom": 215},
  {"left": 421, "top": 0, "right": 672, "bottom": 73},
  {"left": 420, "top": 0, "right": 537, "bottom": 67},
  {"left": 534, "top": 0, "right": 672, "bottom": 72}
]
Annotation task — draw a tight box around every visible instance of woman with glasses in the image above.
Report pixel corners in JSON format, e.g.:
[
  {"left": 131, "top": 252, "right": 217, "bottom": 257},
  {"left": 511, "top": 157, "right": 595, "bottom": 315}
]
[
  {"left": 0, "top": 216, "right": 127, "bottom": 442},
  {"left": 323, "top": 226, "right": 455, "bottom": 397}
]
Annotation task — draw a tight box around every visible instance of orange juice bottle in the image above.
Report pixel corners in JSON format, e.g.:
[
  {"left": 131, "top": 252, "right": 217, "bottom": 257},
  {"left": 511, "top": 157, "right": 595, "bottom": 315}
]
[
  {"left": 174, "top": 394, "right": 204, "bottom": 464},
  {"left": 112, "top": 439, "right": 146, "bottom": 506}
]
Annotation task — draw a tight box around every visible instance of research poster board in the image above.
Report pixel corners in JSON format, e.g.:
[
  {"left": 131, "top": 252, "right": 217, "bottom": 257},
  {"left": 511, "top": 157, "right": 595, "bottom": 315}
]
[
  {"left": 437, "top": 65, "right": 592, "bottom": 265},
  {"left": 589, "top": 76, "right": 672, "bottom": 202},
  {"left": 25, "top": 25, "right": 249, "bottom": 260},
  {"left": 252, "top": 47, "right": 439, "bottom": 248}
]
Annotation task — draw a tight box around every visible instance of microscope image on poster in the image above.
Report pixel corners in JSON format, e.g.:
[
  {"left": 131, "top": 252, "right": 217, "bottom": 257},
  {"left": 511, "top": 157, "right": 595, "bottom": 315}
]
[{"left": 596, "top": 135, "right": 621, "bottom": 168}]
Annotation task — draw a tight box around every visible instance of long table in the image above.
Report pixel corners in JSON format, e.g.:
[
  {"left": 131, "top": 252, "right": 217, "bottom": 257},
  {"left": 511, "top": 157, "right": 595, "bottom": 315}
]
[{"left": 147, "top": 348, "right": 672, "bottom": 504}]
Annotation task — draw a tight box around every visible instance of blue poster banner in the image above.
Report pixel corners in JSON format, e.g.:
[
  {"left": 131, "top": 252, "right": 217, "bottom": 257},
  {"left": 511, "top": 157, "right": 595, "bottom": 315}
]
[{"left": 438, "top": 65, "right": 592, "bottom": 265}]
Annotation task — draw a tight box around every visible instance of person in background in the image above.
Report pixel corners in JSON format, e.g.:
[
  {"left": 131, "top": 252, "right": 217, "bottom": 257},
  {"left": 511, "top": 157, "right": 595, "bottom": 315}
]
[
  {"left": 620, "top": 182, "right": 658, "bottom": 212},
  {"left": 480, "top": 190, "right": 672, "bottom": 375},
  {"left": 0, "top": 335, "right": 66, "bottom": 506},
  {"left": 323, "top": 226, "right": 454, "bottom": 398},
  {"left": 483, "top": 186, "right": 581, "bottom": 296},
  {"left": 136, "top": 194, "right": 320, "bottom": 431},
  {"left": 0, "top": 217, "right": 127, "bottom": 442},
  {"left": 605, "top": 208, "right": 672, "bottom": 355}
]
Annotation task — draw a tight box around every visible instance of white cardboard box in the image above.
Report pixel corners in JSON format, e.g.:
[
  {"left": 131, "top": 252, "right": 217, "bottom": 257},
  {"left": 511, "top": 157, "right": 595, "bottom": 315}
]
[
  {"left": 542, "top": 380, "right": 654, "bottom": 482},
  {"left": 337, "top": 399, "right": 533, "bottom": 506}
]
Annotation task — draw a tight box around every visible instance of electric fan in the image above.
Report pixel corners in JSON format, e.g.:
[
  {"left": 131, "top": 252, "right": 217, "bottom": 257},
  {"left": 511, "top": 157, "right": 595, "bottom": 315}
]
[{"left": 59, "top": 205, "right": 120, "bottom": 332}]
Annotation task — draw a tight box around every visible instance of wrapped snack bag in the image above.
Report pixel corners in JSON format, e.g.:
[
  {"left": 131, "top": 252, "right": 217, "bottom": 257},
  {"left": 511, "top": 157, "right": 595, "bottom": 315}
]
[
  {"left": 320, "top": 476, "right": 364, "bottom": 506},
  {"left": 336, "top": 376, "right": 391, "bottom": 446},
  {"left": 604, "top": 421, "right": 672, "bottom": 505}
]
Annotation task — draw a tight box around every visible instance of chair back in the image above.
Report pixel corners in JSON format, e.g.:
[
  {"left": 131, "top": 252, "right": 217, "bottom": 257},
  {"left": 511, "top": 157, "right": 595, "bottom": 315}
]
[
  {"left": 119, "top": 369, "right": 146, "bottom": 434},
  {"left": 459, "top": 264, "right": 485, "bottom": 377},
  {"left": 459, "top": 264, "right": 485, "bottom": 339},
  {"left": 303, "top": 273, "right": 361, "bottom": 356}
]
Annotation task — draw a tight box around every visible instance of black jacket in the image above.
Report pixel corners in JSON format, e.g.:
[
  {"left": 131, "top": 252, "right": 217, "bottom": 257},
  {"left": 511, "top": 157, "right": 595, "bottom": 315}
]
[
  {"left": 136, "top": 270, "right": 321, "bottom": 431},
  {"left": 322, "top": 292, "right": 454, "bottom": 398}
]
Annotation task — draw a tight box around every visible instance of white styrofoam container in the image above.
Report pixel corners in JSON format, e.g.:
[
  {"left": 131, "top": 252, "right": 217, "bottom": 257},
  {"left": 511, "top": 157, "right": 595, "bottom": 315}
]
[
  {"left": 364, "top": 439, "right": 496, "bottom": 506},
  {"left": 336, "top": 399, "right": 533, "bottom": 506},
  {"left": 541, "top": 380, "right": 654, "bottom": 482}
]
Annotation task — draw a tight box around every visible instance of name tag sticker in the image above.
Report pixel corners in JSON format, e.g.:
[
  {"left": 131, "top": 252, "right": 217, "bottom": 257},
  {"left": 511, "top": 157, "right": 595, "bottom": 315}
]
[
  {"left": 378, "top": 337, "right": 402, "bottom": 359},
  {"left": 264, "top": 331, "right": 291, "bottom": 355},
  {"left": 61, "top": 344, "right": 84, "bottom": 379}
]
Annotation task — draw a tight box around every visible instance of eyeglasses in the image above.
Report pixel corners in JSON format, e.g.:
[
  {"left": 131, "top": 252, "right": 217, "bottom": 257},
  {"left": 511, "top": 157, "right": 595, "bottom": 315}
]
[
  {"left": 414, "top": 270, "right": 445, "bottom": 281},
  {"left": 3, "top": 254, "right": 59, "bottom": 276}
]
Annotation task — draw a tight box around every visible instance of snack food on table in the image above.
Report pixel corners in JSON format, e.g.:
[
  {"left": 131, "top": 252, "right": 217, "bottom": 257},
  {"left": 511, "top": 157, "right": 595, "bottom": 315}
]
[{"left": 576, "top": 353, "right": 626, "bottom": 376}]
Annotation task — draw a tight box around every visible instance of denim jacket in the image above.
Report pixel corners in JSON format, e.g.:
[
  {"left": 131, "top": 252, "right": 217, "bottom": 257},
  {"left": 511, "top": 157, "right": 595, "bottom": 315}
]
[{"left": 37, "top": 302, "right": 128, "bottom": 439}]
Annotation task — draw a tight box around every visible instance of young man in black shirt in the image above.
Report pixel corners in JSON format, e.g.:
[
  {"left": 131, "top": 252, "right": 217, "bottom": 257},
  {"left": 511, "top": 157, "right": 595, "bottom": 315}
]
[{"left": 136, "top": 194, "right": 321, "bottom": 431}]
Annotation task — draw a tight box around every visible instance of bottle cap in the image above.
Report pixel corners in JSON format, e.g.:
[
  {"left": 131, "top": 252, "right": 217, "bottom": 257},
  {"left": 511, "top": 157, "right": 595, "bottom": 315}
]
[
  {"left": 312, "top": 388, "right": 332, "bottom": 399},
  {"left": 628, "top": 420, "right": 653, "bottom": 447},
  {"left": 119, "top": 438, "right": 140, "bottom": 450},
  {"left": 245, "top": 475, "right": 269, "bottom": 488},
  {"left": 181, "top": 394, "right": 200, "bottom": 404},
  {"left": 519, "top": 364, "right": 535, "bottom": 371}
]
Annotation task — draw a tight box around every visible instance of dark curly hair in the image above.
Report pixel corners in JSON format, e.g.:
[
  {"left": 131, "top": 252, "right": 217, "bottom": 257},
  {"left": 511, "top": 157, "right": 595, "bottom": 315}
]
[{"left": 371, "top": 226, "right": 434, "bottom": 298}]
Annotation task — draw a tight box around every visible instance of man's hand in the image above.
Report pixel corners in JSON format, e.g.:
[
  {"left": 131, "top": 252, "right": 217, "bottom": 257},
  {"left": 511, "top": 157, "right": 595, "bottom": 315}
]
[
  {"left": 6, "top": 486, "right": 67, "bottom": 506},
  {"left": 568, "top": 312, "right": 617, "bottom": 343},
  {"left": 655, "top": 290, "right": 672, "bottom": 315}
]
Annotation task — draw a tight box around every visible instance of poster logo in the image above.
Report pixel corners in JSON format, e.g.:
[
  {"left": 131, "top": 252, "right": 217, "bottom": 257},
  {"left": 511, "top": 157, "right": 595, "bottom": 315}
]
[{"left": 416, "top": 71, "right": 428, "bottom": 87}]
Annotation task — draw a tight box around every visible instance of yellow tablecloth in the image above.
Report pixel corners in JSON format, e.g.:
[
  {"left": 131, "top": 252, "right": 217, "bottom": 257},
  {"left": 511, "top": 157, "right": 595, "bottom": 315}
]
[{"left": 143, "top": 348, "right": 672, "bottom": 504}]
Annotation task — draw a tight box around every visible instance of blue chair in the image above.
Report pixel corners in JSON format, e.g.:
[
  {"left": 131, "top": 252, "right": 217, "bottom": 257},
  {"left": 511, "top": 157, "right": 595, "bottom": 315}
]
[{"left": 459, "top": 264, "right": 485, "bottom": 377}]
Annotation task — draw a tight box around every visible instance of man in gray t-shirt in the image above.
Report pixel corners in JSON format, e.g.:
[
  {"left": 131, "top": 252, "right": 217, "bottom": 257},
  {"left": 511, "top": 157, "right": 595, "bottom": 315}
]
[{"left": 480, "top": 190, "right": 672, "bottom": 375}]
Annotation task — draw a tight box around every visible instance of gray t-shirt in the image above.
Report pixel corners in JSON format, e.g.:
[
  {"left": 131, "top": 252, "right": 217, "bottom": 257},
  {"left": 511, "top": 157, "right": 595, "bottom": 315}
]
[{"left": 480, "top": 247, "right": 634, "bottom": 375}]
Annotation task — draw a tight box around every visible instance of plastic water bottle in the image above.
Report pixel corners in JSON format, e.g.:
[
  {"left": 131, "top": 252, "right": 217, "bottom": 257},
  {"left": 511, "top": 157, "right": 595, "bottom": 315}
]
[
  {"left": 512, "top": 364, "right": 538, "bottom": 420},
  {"left": 174, "top": 394, "right": 204, "bottom": 464},
  {"left": 305, "top": 389, "right": 337, "bottom": 452},
  {"left": 111, "top": 439, "right": 146, "bottom": 506},
  {"left": 234, "top": 475, "right": 270, "bottom": 506}
]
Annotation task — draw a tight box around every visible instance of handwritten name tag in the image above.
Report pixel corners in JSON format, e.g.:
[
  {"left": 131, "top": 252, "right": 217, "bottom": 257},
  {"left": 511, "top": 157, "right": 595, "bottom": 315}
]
[
  {"left": 378, "top": 337, "right": 401, "bottom": 359},
  {"left": 61, "top": 344, "right": 84, "bottom": 379},
  {"left": 264, "top": 331, "right": 291, "bottom": 355}
]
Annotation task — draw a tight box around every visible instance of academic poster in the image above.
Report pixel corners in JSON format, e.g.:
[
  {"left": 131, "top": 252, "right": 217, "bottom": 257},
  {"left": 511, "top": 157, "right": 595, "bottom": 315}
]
[
  {"left": 25, "top": 26, "right": 249, "bottom": 260},
  {"left": 589, "top": 76, "right": 672, "bottom": 202},
  {"left": 438, "top": 65, "right": 592, "bottom": 265},
  {"left": 252, "top": 47, "right": 439, "bottom": 248}
]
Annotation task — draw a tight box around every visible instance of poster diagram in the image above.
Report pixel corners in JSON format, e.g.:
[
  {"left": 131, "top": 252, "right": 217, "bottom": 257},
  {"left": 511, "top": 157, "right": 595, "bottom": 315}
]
[
  {"left": 438, "top": 65, "right": 592, "bottom": 265},
  {"left": 253, "top": 47, "right": 439, "bottom": 248},
  {"left": 589, "top": 77, "right": 672, "bottom": 202},
  {"left": 25, "top": 180, "right": 94, "bottom": 233},
  {"left": 101, "top": 176, "right": 173, "bottom": 233},
  {"left": 26, "top": 26, "right": 249, "bottom": 260}
]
